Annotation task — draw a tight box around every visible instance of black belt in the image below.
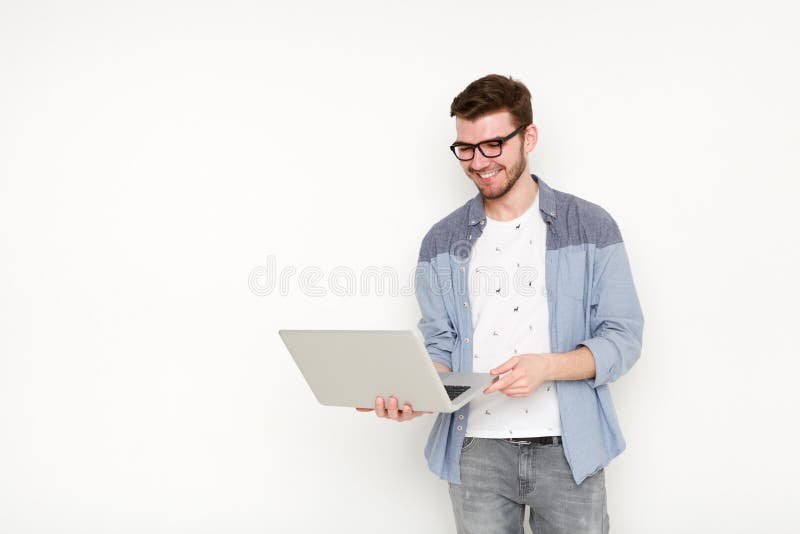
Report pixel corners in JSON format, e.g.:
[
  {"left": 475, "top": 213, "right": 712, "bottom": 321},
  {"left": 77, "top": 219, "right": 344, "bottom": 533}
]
[{"left": 503, "top": 436, "right": 561, "bottom": 446}]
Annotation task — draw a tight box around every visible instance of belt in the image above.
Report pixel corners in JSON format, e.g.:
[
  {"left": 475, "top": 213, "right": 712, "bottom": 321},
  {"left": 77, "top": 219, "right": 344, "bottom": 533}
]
[{"left": 503, "top": 436, "right": 562, "bottom": 446}]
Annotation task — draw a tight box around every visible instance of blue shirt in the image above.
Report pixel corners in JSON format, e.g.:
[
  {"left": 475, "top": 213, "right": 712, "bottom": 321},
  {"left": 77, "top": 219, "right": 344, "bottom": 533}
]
[{"left": 414, "top": 175, "right": 644, "bottom": 485}]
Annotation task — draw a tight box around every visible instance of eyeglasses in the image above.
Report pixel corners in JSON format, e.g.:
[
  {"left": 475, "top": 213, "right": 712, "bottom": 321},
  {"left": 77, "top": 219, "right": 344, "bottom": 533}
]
[{"left": 449, "top": 123, "right": 529, "bottom": 161}]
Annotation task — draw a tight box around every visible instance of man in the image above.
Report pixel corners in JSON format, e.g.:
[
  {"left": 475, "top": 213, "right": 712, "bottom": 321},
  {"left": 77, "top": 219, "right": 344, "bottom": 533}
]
[{"left": 360, "top": 74, "right": 644, "bottom": 534}]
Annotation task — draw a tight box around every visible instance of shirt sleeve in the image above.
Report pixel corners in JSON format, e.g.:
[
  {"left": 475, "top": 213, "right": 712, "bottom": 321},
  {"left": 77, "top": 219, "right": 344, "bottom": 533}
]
[
  {"left": 415, "top": 233, "right": 455, "bottom": 371},
  {"left": 577, "top": 222, "right": 644, "bottom": 388}
]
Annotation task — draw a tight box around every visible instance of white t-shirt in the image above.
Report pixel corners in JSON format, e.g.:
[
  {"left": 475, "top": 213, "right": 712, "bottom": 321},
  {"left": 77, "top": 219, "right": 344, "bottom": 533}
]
[{"left": 465, "top": 192, "right": 562, "bottom": 438}]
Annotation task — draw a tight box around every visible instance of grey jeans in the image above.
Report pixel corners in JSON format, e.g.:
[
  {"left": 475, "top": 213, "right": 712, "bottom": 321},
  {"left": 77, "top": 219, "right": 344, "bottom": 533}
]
[{"left": 448, "top": 438, "right": 609, "bottom": 534}]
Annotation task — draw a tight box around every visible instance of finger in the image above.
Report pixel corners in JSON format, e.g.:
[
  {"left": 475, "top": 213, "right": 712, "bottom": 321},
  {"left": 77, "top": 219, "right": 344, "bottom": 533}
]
[
  {"left": 375, "top": 396, "right": 386, "bottom": 418},
  {"left": 355, "top": 408, "right": 374, "bottom": 412},
  {"left": 500, "top": 386, "right": 531, "bottom": 397},
  {"left": 387, "top": 396, "right": 399, "bottom": 419},
  {"left": 481, "top": 375, "right": 499, "bottom": 394},
  {"left": 501, "top": 380, "right": 543, "bottom": 397},
  {"left": 499, "top": 378, "right": 528, "bottom": 394},
  {"left": 400, "top": 403, "right": 413, "bottom": 422},
  {"left": 490, "top": 356, "right": 519, "bottom": 376},
  {"left": 488, "top": 369, "right": 525, "bottom": 394},
  {"left": 484, "top": 369, "right": 523, "bottom": 394}
]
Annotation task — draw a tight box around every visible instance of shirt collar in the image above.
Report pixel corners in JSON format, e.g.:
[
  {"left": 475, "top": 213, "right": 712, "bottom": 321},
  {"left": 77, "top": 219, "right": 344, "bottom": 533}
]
[{"left": 467, "top": 174, "right": 557, "bottom": 227}]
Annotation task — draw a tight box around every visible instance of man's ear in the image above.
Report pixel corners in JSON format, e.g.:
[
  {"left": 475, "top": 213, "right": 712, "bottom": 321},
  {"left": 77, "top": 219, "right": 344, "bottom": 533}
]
[{"left": 524, "top": 124, "right": 539, "bottom": 153}]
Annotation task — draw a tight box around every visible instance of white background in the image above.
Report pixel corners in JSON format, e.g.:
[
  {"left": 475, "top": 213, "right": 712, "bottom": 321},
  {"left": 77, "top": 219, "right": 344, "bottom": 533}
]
[{"left": 2, "top": 1, "right": 799, "bottom": 532}]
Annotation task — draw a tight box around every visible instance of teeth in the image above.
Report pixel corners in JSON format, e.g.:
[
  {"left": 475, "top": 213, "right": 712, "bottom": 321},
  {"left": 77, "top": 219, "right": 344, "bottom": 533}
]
[{"left": 479, "top": 170, "right": 498, "bottom": 179}]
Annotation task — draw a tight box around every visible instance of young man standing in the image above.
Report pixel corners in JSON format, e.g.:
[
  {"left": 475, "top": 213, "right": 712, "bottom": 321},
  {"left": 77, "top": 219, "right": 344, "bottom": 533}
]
[{"left": 363, "top": 74, "right": 644, "bottom": 534}]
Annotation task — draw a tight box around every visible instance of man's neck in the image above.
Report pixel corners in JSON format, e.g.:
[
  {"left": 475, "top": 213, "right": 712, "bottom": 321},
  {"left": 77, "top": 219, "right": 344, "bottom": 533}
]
[{"left": 483, "top": 172, "right": 539, "bottom": 222}]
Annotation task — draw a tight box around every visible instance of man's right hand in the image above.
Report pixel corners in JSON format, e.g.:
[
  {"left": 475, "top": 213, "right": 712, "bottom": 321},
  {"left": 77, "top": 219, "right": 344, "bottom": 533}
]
[
  {"left": 354, "top": 363, "right": 449, "bottom": 422},
  {"left": 355, "top": 396, "right": 432, "bottom": 422}
]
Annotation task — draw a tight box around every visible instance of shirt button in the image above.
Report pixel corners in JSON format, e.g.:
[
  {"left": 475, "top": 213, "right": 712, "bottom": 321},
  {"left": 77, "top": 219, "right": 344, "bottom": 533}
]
[
  {"left": 468, "top": 234, "right": 472, "bottom": 240},
  {"left": 458, "top": 415, "right": 464, "bottom": 420},
  {"left": 463, "top": 302, "right": 468, "bottom": 308},
  {"left": 464, "top": 338, "right": 470, "bottom": 344},
  {"left": 480, "top": 219, "right": 485, "bottom": 225},
  {"left": 459, "top": 266, "right": 465, "bottom": 272},
  {"left": 457, "top": 425, "right": 463, "bottom": 431},
  {"left": 470, "top": 219, "right": 476, "bottom": 224}
]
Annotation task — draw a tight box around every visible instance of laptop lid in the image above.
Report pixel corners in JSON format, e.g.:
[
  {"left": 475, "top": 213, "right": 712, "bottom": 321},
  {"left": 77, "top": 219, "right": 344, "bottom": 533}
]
[{"left": 278, "top": 329, "right": 490, "bottom": 412}]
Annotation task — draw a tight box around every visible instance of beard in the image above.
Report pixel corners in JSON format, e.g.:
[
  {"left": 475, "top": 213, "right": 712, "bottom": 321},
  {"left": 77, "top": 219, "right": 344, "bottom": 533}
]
[{"left": 473, "top": 144, "right": 527, "bottom": 200}]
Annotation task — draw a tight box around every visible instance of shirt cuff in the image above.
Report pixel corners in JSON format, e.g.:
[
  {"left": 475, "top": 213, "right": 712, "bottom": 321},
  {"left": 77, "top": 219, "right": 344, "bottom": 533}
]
[
  {"left": 429, "top": 353, "right": 452, "bottom": 371},
  {"left": 577, "top": 337, "right": 616, "bottom": 388}
]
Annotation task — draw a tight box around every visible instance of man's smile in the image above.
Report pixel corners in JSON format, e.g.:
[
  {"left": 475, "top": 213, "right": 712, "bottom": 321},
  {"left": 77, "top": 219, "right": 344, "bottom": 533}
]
[{"left": 475, "top": 169, "right": 501, "bottom": 183}]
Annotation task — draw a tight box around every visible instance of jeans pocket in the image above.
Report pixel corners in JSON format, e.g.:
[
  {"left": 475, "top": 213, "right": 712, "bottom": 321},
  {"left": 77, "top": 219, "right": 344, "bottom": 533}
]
[{"left": 460, "top": 436, "right": 478, "bottom": 453}]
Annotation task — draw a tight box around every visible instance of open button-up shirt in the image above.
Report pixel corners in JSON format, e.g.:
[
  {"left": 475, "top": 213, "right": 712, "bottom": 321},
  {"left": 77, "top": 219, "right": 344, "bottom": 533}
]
[{"left": 414, "top": 175, "right": 644, "bottom": 485}]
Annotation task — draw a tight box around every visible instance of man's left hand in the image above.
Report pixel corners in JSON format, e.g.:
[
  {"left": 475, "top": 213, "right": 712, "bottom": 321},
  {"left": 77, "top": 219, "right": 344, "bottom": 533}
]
[{"left": 483, "top": 354, "right": 553, "bottom": 398}]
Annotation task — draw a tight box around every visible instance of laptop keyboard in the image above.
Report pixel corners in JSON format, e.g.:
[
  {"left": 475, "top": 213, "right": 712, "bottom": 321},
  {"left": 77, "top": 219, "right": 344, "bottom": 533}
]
[{"left": 444, "top": 385, "right": 471, "bottom": 401}]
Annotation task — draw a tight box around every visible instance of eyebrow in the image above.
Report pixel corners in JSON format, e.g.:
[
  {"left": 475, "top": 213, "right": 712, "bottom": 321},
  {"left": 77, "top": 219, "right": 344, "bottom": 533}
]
[{"left": 451, "top": 135, "right": 504, "bottom": 146}]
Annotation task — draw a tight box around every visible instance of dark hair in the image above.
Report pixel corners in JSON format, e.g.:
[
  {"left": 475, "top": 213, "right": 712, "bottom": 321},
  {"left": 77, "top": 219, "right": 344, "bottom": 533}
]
[{"left": 450, "top": 74, "right": 532, "bottom": 128}]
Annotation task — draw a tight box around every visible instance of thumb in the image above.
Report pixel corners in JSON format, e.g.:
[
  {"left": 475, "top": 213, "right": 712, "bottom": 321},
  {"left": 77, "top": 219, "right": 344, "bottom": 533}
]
[{"left": 490, "top": 356, "right": 518, "bottom": 376}]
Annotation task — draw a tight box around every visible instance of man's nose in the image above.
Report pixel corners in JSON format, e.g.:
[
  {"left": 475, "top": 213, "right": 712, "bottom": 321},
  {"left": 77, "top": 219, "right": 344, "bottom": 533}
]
[{"left": 470, "top": 149, "right": 491, "bottom": 170}]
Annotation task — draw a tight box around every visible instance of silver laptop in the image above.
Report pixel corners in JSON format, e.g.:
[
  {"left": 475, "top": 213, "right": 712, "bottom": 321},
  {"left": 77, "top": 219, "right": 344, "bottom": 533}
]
[{"left": 278, "top": 330, "right": 493, "bottom": 413}]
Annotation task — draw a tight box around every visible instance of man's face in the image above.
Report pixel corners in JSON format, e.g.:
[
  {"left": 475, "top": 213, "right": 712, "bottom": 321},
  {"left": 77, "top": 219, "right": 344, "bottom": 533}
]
[{"left": 454, "top": 110, "right": 536, "bottom": 200}]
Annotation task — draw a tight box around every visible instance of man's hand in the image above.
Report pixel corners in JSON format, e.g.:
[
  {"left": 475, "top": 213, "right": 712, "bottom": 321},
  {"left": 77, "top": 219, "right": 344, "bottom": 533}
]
[
  {"left": 482, "top": 354, "right": 553, "bottom": 397},
  {"left": 483, "top": 347, "right": 597, "bottom": 397},
  {"left": 355, "top": 396, "right": 432, "bottom": 422},
  {"left": 354, "top": 362, "right": 447, "bottom": 420}
]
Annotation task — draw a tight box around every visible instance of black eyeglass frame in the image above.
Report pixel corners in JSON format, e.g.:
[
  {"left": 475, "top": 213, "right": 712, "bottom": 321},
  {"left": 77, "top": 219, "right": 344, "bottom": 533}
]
[{"left": 449, "top": 123, "right": 530, "bottom": 161}]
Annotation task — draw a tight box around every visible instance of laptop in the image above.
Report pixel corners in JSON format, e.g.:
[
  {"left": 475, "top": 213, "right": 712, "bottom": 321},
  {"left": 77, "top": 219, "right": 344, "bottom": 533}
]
[{"left": 278, "top": 330, "right": 493, "bottom": 413}]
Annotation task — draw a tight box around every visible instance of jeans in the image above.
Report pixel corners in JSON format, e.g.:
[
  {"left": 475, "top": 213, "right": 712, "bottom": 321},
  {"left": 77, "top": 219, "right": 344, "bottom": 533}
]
[{"left": 448, "top": 438, "right": 609, "bottom": 534}]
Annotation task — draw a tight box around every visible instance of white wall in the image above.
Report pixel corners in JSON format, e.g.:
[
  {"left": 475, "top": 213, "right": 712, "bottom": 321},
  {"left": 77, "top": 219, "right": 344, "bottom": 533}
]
[{"left": 1, "top": 1, "right": 798, "bottom": 532}]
